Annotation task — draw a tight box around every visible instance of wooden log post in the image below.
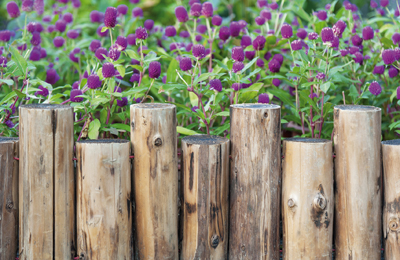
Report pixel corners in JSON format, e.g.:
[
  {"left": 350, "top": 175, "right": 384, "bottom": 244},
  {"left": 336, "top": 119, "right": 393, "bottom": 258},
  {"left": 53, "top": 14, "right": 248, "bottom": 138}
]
[
  {"left": 229, "top": 104, "right": 281, "bottom": 260},
  {"left": 181, "top": 135, "right": 230, "bottom": 260},
  {"left": 19, "top": 104, "right": 75, "bottom": 260},
  {"left": 0, "top": 138, "right": 19, "bottom": 260},
  {"left": 130, "top": 103, "right": 178, "bottom": 260},
  {"left": 382, "top": 140, "right": 400, "bottom": 259},
  {"left": 282, "top": 138, "right": 333, "bottom": 259},
  {"left": 76, "top": 139, "right": 132, "bottom": 259},
  {"left": 333, "top": 105, "right": 382, "bottom": 259}
]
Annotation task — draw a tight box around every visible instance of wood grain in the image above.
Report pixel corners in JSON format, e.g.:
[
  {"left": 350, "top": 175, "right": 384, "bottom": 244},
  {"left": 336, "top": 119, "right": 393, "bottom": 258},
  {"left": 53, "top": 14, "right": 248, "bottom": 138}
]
[
  {"left": 19, "top": 104, "right": 75, "bottom": 260},
  {"left": 382, "top": 140, "right": 400, "bottom": 260},
  {"left": 76, "top": 139, "right": 132, "bottom": 260},
  {"left": 0, "top": 138, "right": 18, "bottom": 260},
  {"left": 333, "top": 105, "right": 382, "bottom": 260},
  {"left": 181, "top": 135, "right": 229, "bottom": 260},
  {"left": 229, "top": 104, "right": 281, "bottom": 260},
  {"left": 282, "top": 138, "right": 333, "bottom": 260},
  {"left": 130, "top": 103, "right": 178, "bottom": 260}
]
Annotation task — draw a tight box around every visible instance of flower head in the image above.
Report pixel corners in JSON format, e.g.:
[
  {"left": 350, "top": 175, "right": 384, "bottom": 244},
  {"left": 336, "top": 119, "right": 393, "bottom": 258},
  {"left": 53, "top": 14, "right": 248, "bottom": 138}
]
[
  {"left": 373, "top": 65, "right": 385, "bottom": 75},
  {"left": 63, "top": 12, "right": 73, "bottom": 23},
  {"left": 317, "top": 10, "right": 327, "bottom": 20},
  {"left": 0, "top": 56, "right": 7, "bottom": 68},
  {"left": 45, "top": 69, "right": 60, "bottom": 85},
  {"left": 316, "top": 72, "right": 326, "bottom": 80},
  {"left": 117, "top": 4, "right": 128, "bottom": 16},
  {"left": 261, "top": 10, "right": 271, "bottom": 20},
  {"left": 212, "top": 15, "right": 222, "bottom": 26},
  {"left": 268, "top": 58, "right": 281, "bottom": 73},
  {"left": 148, "top": 61, "right": 161, "bottom": 79},
  {"left": 190, "top": 3, "right": 202, "bottom": 17},
  {"left": 272, "top": 78, "right": 281, "bottom": 86},
  {"left": 209, "top": 79, "right": 222, "bottom": 92},
  {"left": 321, "top": 27, "right": 334, "bottom": 43},
  {"left": 192, "top": 44, "right": 205, "bottom": 59},
  {"left": 219, "top": 26, "right": 230, "bottom": 41},
  {"left": 127, "top": 34, "right": 136, "bottom": 45},
  {"left": 7, "top": 1, "right": 20, "bottom": 18},
  {"left": 256, "top": 58, "right": 264, "bottom": 68},
  {"left": 252, "top": 35, "right": 266, "bottom": 50},
  {"left": 180, "top": 57, "right": 192, "bottom": 71},
  {"left": 115, "top": 36, "right": 127, "bottom": 51},
  {"left": 258, "top": 93, "right": 269, "bottom": 104},
  {"left": 144, "top": 19, "right": 154, "bottom": 31},
  {"left": 55, "top": 20, "right": 66, "bottom": 32},
  {"left": 245, "top": 51, "right": 255, "bottom": 60},
  {"left": 380, "top": 0, "right": 389, "bottom": 7},
  {"left": 362, "top": 26, "right": 374, "bottom": 40},
  {"left": 108, "top": 47, "right": 121, "bottom": 61},
  {"left": 0, "top": 30, "right": 11, "bottom": 42},
  {"left": 135, "top": 27, "right": 148, "bottom": 40},
  {"left": 291, "top": 40, "right": 302, "bottom": 51},
  {"left": 29, "top": 48, "right": 41, "bottom": 61},
  {"left": 296, "top": 29, "right": 307, "bottom": 40},
  {"left": 369, "top": 81, "right": 382, "bottom": 96},
  {"left": 232, "top": 83, "right": 242, "bottom": 91},
  {"left": 104, "top": 7, "right": 118, "bottom": 28},
  {"left": 175, "top": 6, "right": 189, "bottom": 22},
  {"left": 90, "top": 11, "right": 104, "bottom": 23},
  {"left": 308, "top": 32, "right": 319, "bottom": 40},
  {"left": 230, "top": 21, "right": 241, "bottom": 37},
  {"left": 351, "top": 34, "right": 363, "bottom": 46},
  {"left": 232, "top": 47, "right": 244, "bottom": 62},
  {"left": 202, "top": 2, "right": 213, "bottom": 17},
  {"left": 132, "top": 7, "right": 143, "bottom": 18},
  {"left": 88, "top": 74, "right": 102, "bottom": 89},
  {"left": 241, "top": 35, "right": 252, "bottom": 48},
  {"left": 102, "top": 63, "right": 115, "bottom": 78},
  {"left": 67, "top": 29, "right": 79, "bottom": 39},
  {"left": 281, "top": 24, "right": 293, "bottom": 39},
  {"left": 255, "top": 16, "right": 266, "bottom": 26},
  {"left": 232, "top": 61, "right": 244, "bottom": 73},
  {"left": 353, "top": 52, "right": 363, "bottom": 64},
  {"left": 30, "top": 32, "right": 41, "bottom": 46},
  {"left": 70, "top": 89, "right": 83, "bottom": 102},
  {"left": 397, "top": 86, "right": 400, "bottom": 99},
  {"left": 95, "top": 47, "right": 108, "bottom": 60},
  {"left": 96, "top": 24, "right": 108, "bottom": 37},
  {"left": 21, "top": 0, "right": 34, "bottom": 12},
  {"left": 333, "top": 20, "right": 346, "bottom": 36},
  {"left": 389, "top": 67, "right": 398, "bottom": 78},
  {"left": 89, "top": 40, "right": 101, "bottom": 52},
  {"left": 130, "top": 73, "right": 141, "bottom": 83},
  {"left": 382, "top": 49, "right": 396, "bottom": 65}
]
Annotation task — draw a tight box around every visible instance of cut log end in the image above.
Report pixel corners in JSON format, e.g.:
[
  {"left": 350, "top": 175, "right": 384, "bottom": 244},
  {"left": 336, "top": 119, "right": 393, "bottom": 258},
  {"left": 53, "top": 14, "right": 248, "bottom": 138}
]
[
  {"left": 20, "top": 103, "right": 72, "bottom": 110},
  {"left": 334, "top": 105, "right": 381, "bottom": 111},
  {"left": 182, "top": 134, "right": 229, "bottom": 145},
  {"left": 230, "top": 103, "right": 280, "bottom": 110},
  {"left": 130, "top": 103, "right": 175, "bottom": 109},
  {"left": 284, "top": 137, "right": 331, "bottom": 144}
]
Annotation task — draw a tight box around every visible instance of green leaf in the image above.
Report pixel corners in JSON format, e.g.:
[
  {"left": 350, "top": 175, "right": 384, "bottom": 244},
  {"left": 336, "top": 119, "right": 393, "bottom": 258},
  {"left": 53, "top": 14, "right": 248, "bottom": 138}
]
[
  {"left": 111, "top": 123, "right": 130, "bottom": 132},
  {"left": 88, "top": 119, "right": 101, "bottom": 139},
  {"left": 194, "top": 73, "right": 213, "bottom": 85},
  {"left": 167, "top": 59, "right": 179, "bottom": 83},
  {"left": 116, "top": 66, "right": 126, "bottom": 78},
  {"left": 101, "top": 26, "right": 108, "bottom": 33},
  {"left": 0, "top": 91, "right": 17, "bottom": 105},
  {"left": 268, "top": 87, "right": 295, "bottom": 108},
  {"left": 315, "top": 21, "right": 327, "bottom": 34},
  {"left": 15, "top": 89, "right": 26, "bottom": 98},
  {"left": 214, "top": 111, "right": 229, "bottom": 117},
  {"left": 177, "top": 126, "right": 198, "bottom": 136},
  {"left": 299, "top": 91, "right": 319, "bottom": 113},
  {"left": 320, "top": 82, "right": 331, "bottom": 93},
  {"left": 125, "top": 50, "right": 140, "bottom": 60},
  {"left": 0, "top": 79, "right": 14, "bottom": 86},
  {"left": 100, "top": 109, "right": 108, "bottom": 124},
  {"left": 9, "top": 46, "right": 27, "bottom": 76},
  {"left": 292, "top": 5, "right": 311, "bottom": 22},
  {"left": 266, "top": 35, "right": 277, "bottom": 45},
  {"left": 241, "top": 57, "right": 258, "bottom": 73}
]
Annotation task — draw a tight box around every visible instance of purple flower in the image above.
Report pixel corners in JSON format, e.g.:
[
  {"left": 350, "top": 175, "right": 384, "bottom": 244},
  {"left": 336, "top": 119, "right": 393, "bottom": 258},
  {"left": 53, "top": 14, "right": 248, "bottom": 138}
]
[
  {"left": 309, "top": 93, "right": 318, "bottom": 99},
  {"left": 70, "top": 89, "right": 83, "bottom": 102},
  {"left": 382, "top": 49, "right": 396, "bottom": 65},
  {"left": 21, "top": 0, "right": 34, "bottom": 12},
  {"left": 5, "top": 120, "right": 14, "bottom": 128},
  {"left": 232, "top": 61, "right": 244, "bottom": 73},
  {"left": 55, "top": 20, "right": 66, "bottom": 32},
  {"left": 135, "top": 27, "right": 148, "bottom": 40},
  {"left": 380, "top": 0, "right": 389, "bottom": 7},
  {"left": 255, "top": 16, "right": 266, "bottom": 26},
  {"left": 7, "top": 1, "right": 20, "bottom": 18},
  {"left": 232, "top": 83, "right": 241, "bottom": 91},
  {"left": 130, "top": 0, "right": 140, "bottom": 3},
  {"left": 317, "top": 10, "right": 327, "bottom": 21},
  {"left": 132, "top": 7, "right": 143, "bottom": 18},
  {"left": 63, "top": 12, "right": 73, "bottom": 23},
  {"left": 90, "top": 11, "right": 104, "bottom": 23},
  {"left": 253, "top": 35, "right": 266, "bottom": 50},
  {"left": 349, "top": 46, "right": 359, "bottom": 55},
  {"left": 69, "top": 50, "right": 79, "bottom": 63},
  {"left": 296, "top": 29, "right": 307, "bottom": 40},
  {"left": 202, "top": 2, "right": 213, "bottom": 17},
  {"left": 273, "top": 54, "right": 283, "bottom": 65},
  {"left": 102, "top": 63, "right": 115, "bottom": 78},
  {"left": 190, "top": 3, "right": 202, "bottom": 17},
  {"left": 325, "top": 3, "right": 331, "bottom": 9},
  {"left": 117, "top": 5, "right": 128, "bottom": 16},
  {"left": 258, "top": 93, "right": 269, "bottom": 104},
  {"left": 256, "top": 58, "right": 264, "bottom": 68},
  {"left": 269, "top": 2, "right": 279, "bottom": 10},
  {"left": 29, "top": 48, "right": 41, "bottom": 61},
  {"left": 219, "top": 26, "right": 230, "bottom": 41},
  {"left": 35, "top": 85, "right": 49, "bottom": 97},
  {"left": 164, "top": 26, "right": 176, "bottom": 37},
  {"left": 230, "top": 21, "right": 241, "bottom": 37},
  {"left": 108, "top": 47, "right": 120, "bottom": 61},
  {"left": 95, "top": 47, "right": 108, "bottom": 60},
  {"left": 175, "top": 6, "right": 189, "bottom": 22},
  {"left": 191, "top": 106, "right": 199, "bottom": 112},
  {"left": 373, "top": 65, "right": 385, "bottom": 75},
  {"left": 197, "top": 24, "right": 207, "bottom": 34},
  {"left": 30, "top": 32, "right": 41, "bottom": 46},
  {"left": 268, "top": 59, "right": 281, "bottom": 73},
  {"left": 89, "top": 40, "right": 101, "bottom": 52},
  {"left": 180, "top": 57, "right": 192, "bottom": 71},
  {"left": 45, "top": 69, "right": 60, "bottom": 85},
  {"left": 351, "top": 34, "right": 363, "bottom": 46},
  {"left": 232, "top": 47, "right": 244, "bottom": 62},
  {"left": 321, "top": 27, "right": 334, "bottom": 43},
  {"left": 43, "top": 15, "right": 51, "bottom": 22},
  {"left": 47, "top": 25, "right": 55, "bottom": 33},
  {"left": 395, "top": 48, "right": 400, "bottom": 61},
  {"left": 371, "top": 0, "right": 378, "bottom": 8},
  {"left": 264, "top": 52, "right": 271, "bottom": 60},
  {"left": 308, "top": 32, "right": 319, "bottom": 40},
  {"left": 148, "top": 61, "right": 161, "bottom": 79},
  {"left": 192, "top": 44, "right": 205, "bottom": 59},
  {"left": 389, "top": 67, "right": 398, "bottom": 78},
  {"left": 0, "top": 56, "right": 7, "bottom": 68},
  {"left": 209, "top": 79, "right": 222, "bottom": 91},
  {"left": 0, "top": 30, "right": 11, "bottom": 42},
  {"left": 281, "top": 24, "right": 293, "bottom": 39},
  {"left": 333, "top": 20, "right": 346, "bottom": 37},
  {"left": 144, "top": 19, "right": 154, "bottom": 31},
  {"left": 39, "top": 48, "right": 47, "bottom": 59},
  {"left": 392, "top": 33, "right": 400, "bottom": 45},
  {"left": 115, "top": 36, "right": 127, "bottom": 51},
  {"left": 331, "top": 36, "right": 339, "bottom": 49},
  {"left": 316, "top": 72, "right": 326, "bottom": 80},
  {"left": 397, "top": 86, "right": 400, "bottom": 99},
  {"left": 212, "top": 15, "right": 222, "bottom": 26},
  {"left": 17, "top": 44, "right": 27, "bottom": 51},
  {"left": 369, "top": 81, "right": 382, "bottom": 96},
  {"left": 53, "top": 36, "right": 65, "bottom": 48},
  {"left": 260, "top": 9, "right": 271, "bottom": 20},
  {"left": 130, "top": 73, "right": 141, "bottom": 83},
  {"left": 353, "top": 52, "right": 363, "bottom": 64},
  {"left": 127, "top": 34, "right": 136, "bottom": 45},
  {"left": 241, "top": 35, "right": 252, "bottom": 48},
  {"left": 245, "top": 51, "right": 255, "bottom": 60},
  {"left": 67, "top": 29, "right": 79, "bottom": 39},
  {"left": 104, "top": 7, "right": 117, "bottom": 28},
  {"left": 272, "top": 78, "right": 281, "bottom": 87},
  {"left": 195, "top": 35, "right": 202, "bottom": 42},
  {"left": 238, "top": 20, "right": 247, "bottom": 29},
  {"left": 88, "top": 74, "right": 102, "bottom": 89},
  {"left": 291, "top": 40, "right": 302, "bottom": 51},
  {"left": 72, "top": 81, "right": 79, "bottom": 89}
]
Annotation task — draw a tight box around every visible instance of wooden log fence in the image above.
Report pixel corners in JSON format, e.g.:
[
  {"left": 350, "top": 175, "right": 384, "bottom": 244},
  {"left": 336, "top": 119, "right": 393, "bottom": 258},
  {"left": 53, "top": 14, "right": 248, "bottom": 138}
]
[{"left": 1, "top": 103, "right": 399, "bottom": 259}]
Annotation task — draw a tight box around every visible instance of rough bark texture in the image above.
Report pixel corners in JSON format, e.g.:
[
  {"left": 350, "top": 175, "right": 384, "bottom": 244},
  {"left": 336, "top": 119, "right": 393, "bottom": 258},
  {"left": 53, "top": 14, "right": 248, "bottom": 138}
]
[
  {"left": 282, "top": 138, "right": 333, "bottom": 260},
  {"left": 181, "top": 135, "right": 229, "bottom": 260},
  {"left": 130, "top": 103, "right": 178, "bottom": 260},
  {"left": 76, "top": 140, "right": 132, "bottom": 260},
  {"left": 19, "top": 104, "right": 75, "bottom": 260},
  {"left": 0, "top": 138, "right": 19, "bottom": 260},
  {"left": 382, "top": 140, "right": 400, "bottom": 260},
  {"left": 333, "top": 105, "right": 382, "bottom": 260},
  {"left": 229, "top": 104, "right": 281, "bottom": 260}
]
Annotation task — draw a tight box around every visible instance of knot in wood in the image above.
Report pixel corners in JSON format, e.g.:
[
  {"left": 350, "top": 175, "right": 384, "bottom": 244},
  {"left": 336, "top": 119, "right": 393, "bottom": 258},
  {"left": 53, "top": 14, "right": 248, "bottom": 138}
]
[
  {"left": 313, "top": 194, "right": 327, "bottom": 211},
  {"left": 131, "top": 121, "right": 135, "bottom": 130},
  {"left": 389, "top": 218, "right": 399, "bottom": 232},
  {"left": 154, "top": 137, "right": 162, "bottom": 147},
  {"left": 263, "top": 112, "right": 268, "bottom": 118},
  {"left": 210, "top": 235, "right": 219, "bottom": 248},
  {"left": 6, "top": 201, "right": 13, "bottom": 210},
  {"left": 241, "top": 245, "right": 246, "bottom": 252},
  {"left": 287, "top": 198, "right": 295, "bottom": 208}
]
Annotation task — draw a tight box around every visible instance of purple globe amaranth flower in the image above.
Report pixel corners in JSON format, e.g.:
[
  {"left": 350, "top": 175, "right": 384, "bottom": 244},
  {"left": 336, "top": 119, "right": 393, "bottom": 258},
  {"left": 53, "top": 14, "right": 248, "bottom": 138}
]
[
  {"left": 242, "top": 79, "right": 252, "bottom": 89},
  {"left": 255, "top": 16, "right": 266, "bottom": 26},
  {"left": 351, "top": 34, "right": 363, "bottom": 46},
  {"left": 72, "top": 81, "right": 79, "bottom": 89},
  {"left": 55, "top": 20, "right": 66, "bottom": 32},
  {"left": 353, "top": 52, "right": 363, "bottom": 64},
  {"left": 195, "top": 35, "right": 202, "bottom": 42},
  {"left": 389, "top": 67, "right": 398, "bottom": 78},
  {"left": 0, "top": 30, "right": 11, "bottom": 42},
  {"left": 258, "top": 93, "right": 269, "bottom": 104},
  {"left": 333, "top": 20, "right": 346, "bottom": 36},
  {"left": 371, "top": 0, "right": 378, "bottom": 8},
  {"left": 317, "top": 10, "right": 327, "bottom": 21},
  {"left": 45, "top": 69, "right": 60, "bottom": 85},
  {"left": 397, "top": 86, "right": 400, "bottom": 99},
  {"left": 202, "top": 2, "right": 213, "bottom": 17},
  {"left": 117, "top": 5, "right": 128, "bottom": 16},
  {"left": 165, "top": 26, "right": 177, "bottom": 37},
  {"left": 238, "top": 20, "right": 247, "bottom": 29},
  {"left": 47, "top": 25, "right": 55, "bottom": 33},
  {"left": 219, "top": 26, "right": 230, "bottom": 41},
  {"left": 308, "top": 32, "right": 319, "bottom": 40},
  {"left": 148, "top": 61, "right": 161, "bottom": 79},
  {"left": 197, "top": 24, "right": 207, "bottom": 34},
  {"left": 364, "top": 55, "right": 371, "bottom": 60},
  {"left": 373, "top": 65, "right": 385, "bottom": 75},
  {"left": 382, "top": 49, "right": 396, "bottom": 65},
  {"left": 232, "top": 83, "right": 241, "bottom": 91},
  {"left": 321, "top": 27, "right": 334, "bottom": 43},
  {"left": 253, "top": 35, "right": 266, "bottom": 50},
  {"left": 69, "top": 50, "right": 79, "bottom": 63},
  {"left": 212, "top": 15, "right": 222, "bottom": 26},
  {"left": 260, "top": 9, "right": 271, "bottom": 20},
  {"left": 268, "top": 59, "right": 281, "bottom": 73},
  {"left": 241, "top": 35, "right": 252, "bottom": 48},
  {"left": 144, "top": 19, "right": 154, "bottom": 31},
  {"left": 316, "top": 72, "right": 326, "bottom": 80},
  {"left": 180, "top": 57, "right": 192, "bottom": 71},
  {"left": 325, "top": 3, "right": 331, "bottom": 9},
  {"left": 127, "top": 34, "right": 137, "bottom": 45},
  {"left": 297, "top": 29, "right": 307, "bottom": 40},
  {"left": 257, "top": 0, "right": 268, "bottom": 7},
  {"left": 83, "top": 71, "right": 89, "bottom": 79},
  {"left": 89, "top": 40, "right": 101, "bottom": 52},
  {"left": 0, "top": 56, "right": 7, "bottom": 68},
  {"left": 115, "top": 36, "right": 127, "bottom": 51},
  {"left": 7, "top": 1, "right": 20, "bottom": 18},
  {"left": 192, "top": 44, "right": 205, "bottom": 59},
  {"left": 135, "top": 27, "right": 148, "bottom": 40},
  {"left": 264, "top": 52, "right": 272, "bottom": 60},
  {"left": 256, "top": 58, "right": 264, "bottom": 68},
  {"left": 5, "top": 120, "right": 14, "bottom": 128},
  {"left": 95, "top": 47, "right": 108, "bottom": 60},
  {"left": 35, "top": 85, "right": 48, "bottom": 97},
  {"left": 117, "top": 97, "right": 128, "bottom": 107},
  {"left": 30, "top": 32, "right": 41, "bottom": 46},
  {"left": 331, "top": 36, "right": 339, "bottom": 49},
  {"left": 190, "top": 3, "right": 202, "bottom": 17},
  {"left": 43, "top": 15, "right": 51, "bottom": 22},
  {"left": 130, "top": 0, "right": 140, "bottom": 3},
  {"left": 102, "top": 63, "right": 115, "bottom": 78},
  {"left": 21, "top": 0, "right": 34, "bottom": 12},
  {"left": 380, "top": 0, "right": 389, "bottom": 7},
  {"left": 67, "top": 30, "right": 79, "bottom": 39},
  {"left": 245, "top": 51, "right": 255, "bottom": 60},
  {"left": 230, "top": 21, "right": 241, "bottom": 37},
  {"left": 53, "top": 36, "right": 65, "bottom": 48},
  {"left": 191, "top": 106, "right": 199, "bottom": 112},
  {"left": 377, "top": 8, "right": 385, "bottom": 16},
  {"left": 132, "top": 7, "right": 143, "bottom": 18},
  {"left": 209, "top": 79, "right": 222, "bottom": 92},
  {"left": 105, "top": 7, "right": 118, "bottom": 28},
  {"left": 281, "top": 24, "right": 293, "bottom": 39},
  {"left": 70, "top": 89, "right": 83, "bottom": 102},
  {"left": 90, "top": 11, "right": 104, "bottom": 23},
  {"left": 392, "top": 33, "right": 400, "bottom": 45},
  {"left": 232, "top": 61, "right": 244, "bottom": 73},
  {"left": 269, "top": 2, "right": 279, "bottom": 10},
  {"left": 108, "top": 47, "right": 121, "bottom": 61},
  {"left": 272, "top": 78, "right": 281, "bottom": 87},
  {"left": 29, "top": 48, "right": 41, "bottom": 61},
  {"left": 273, "top": 54, "right": 284, "bottom": 65},
  {"left": 291, "top": 40, "right": 303, "bottom": 51},
  {"left": 175, "top": 6, "right": 189, "bottom": 22},
  {"left": 309, "top": 93, "right": 318, "bottom": 99},
  {"left": 232, "top": 47, "right": 244, "bottom": 62},
  {"left": 394, "top": 48, "right": 400, "bottom": 61},
  {"left": 18, "top": 43, "right": 27, "bottom": 51},
  {"left": 63, "top": 12, "right": 73, "bottom": 23},
  {"left": 88, "top": 74, "right": 102, "bottom": 89},
  {"left": 169, "top": 42, "right": 178, "bottom": 51},
  {"left": 130, "top": 73, "right": 141, "bottom": 83},
  {"left": 349, "top": 46, "right": 359, "bottom": 55},
  {"left": 369, "top": 81, "right": 382, "bottom": 96}
]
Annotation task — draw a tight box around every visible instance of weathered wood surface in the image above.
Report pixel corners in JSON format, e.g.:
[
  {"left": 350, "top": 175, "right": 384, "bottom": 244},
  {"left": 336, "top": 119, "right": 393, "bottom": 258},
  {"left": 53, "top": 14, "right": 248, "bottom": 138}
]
[
  {"left": 130, "top": 103, "right": 178, "bottom": 260},
  {"left": 0, "top": 138, "right": 18, "bottom": 260},
  {"left": 181, "top": 135, "right": 229, "bottom": 260},
  {"left": 229, "top": 104, "right": 281, "bottom": 260},
  {"left": 333, "top": 105, "right": 381, "bottom": 260},
  {"left": 282, "top": 138, "right": 333, "bottom": 260},
  {"left": 76, "top": 139, "right": 132, "bottom": 259},
  {"left": 382, "top": 140, "right": 400, "bottom": 260},
  {"left": 19, "top": 104, "right": 75, "bottom": 260}
]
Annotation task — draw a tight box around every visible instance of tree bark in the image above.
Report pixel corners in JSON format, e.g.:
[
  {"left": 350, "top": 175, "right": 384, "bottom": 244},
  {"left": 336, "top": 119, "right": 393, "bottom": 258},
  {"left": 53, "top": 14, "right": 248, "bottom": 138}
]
[
  {"left": 282, "top": 138, "right": 333, "bottom": 259},
  {"left": 76, "top": 139, "right": 132, "bottom": 260},
  {"left": 19, "top": 104, "right": 75, "bottom": 260},
  {"left": 130, "top": 103, "right": 178, "bottom": 260},
  {"left": 382, "top": 139, "right": 400, "bottom": 260},
  {"left": 181, "top": 135, "right": 229, "bottom": 260},
  {"left": 229, "top": 104, "right": 281, "bottom": 260},
  {"left": 333, "top": 105, "right": 382, "bottom": 259},
  {"left": 0, "top": 138, "right": 18, "bottom": 260}
]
